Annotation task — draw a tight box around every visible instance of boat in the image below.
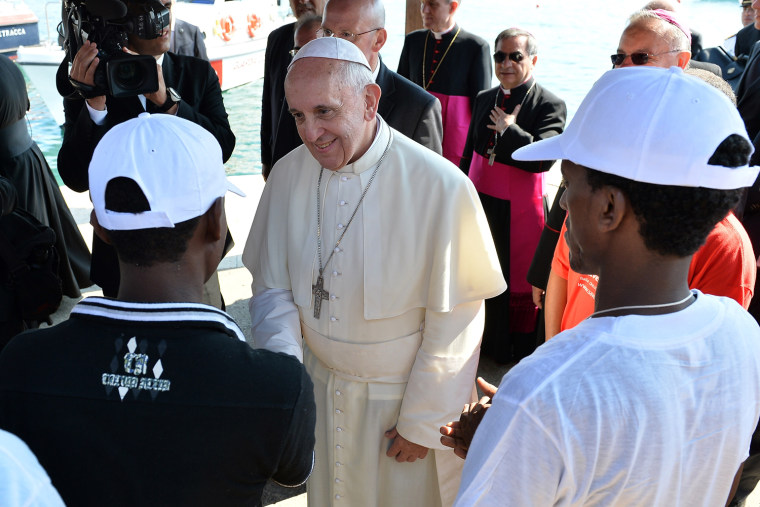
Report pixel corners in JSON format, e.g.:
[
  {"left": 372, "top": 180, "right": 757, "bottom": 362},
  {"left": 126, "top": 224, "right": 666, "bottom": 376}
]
[
  {"left": 0, "top": 0, "right": 41, "bottom": 56},
  {"left": 172, "top": 0, "right": 287, "bottom": 90}
]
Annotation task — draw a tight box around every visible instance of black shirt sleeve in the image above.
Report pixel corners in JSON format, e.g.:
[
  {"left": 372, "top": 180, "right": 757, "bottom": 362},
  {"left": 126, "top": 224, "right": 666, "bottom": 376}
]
[{"left": 271, "top": 365, "right": 316, "bottom": 487}]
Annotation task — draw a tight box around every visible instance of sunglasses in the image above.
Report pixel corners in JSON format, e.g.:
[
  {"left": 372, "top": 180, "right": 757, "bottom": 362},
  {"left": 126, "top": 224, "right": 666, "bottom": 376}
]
[
  {"left": 610, "top": 49, "right": 680, "bottom": 66},
  {"left": 493, "top": 51, "right": 525, "bottom": 64}
]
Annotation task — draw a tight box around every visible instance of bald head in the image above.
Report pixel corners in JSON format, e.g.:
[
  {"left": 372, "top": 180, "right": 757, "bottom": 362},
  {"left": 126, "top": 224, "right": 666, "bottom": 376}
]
[
  {"left": 643, "top": 0, "right": 679, "bottom": 11},
  {"left": 321, "top": 0, "right": 387, "bottom": 70},
  {"left": 615, "top": 12, "right": 691, "bottom": 69}
]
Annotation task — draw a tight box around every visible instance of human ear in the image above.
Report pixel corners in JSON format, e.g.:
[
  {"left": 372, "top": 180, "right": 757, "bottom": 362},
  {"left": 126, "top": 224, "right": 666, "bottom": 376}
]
[
  {"left": 597, "top": 186, "right": 627, "bottom": 233},
  {"left": 373, "top": 28, "right": 388, "bottom": 52},
  {"left": 364, "top": 83, "right": 381, "bottom": 120},
  {"left": 676, "top": 51, "right": 691, "bottom": 70},
  {"left": 90, "top": 210, "right": 112, "bottom": 245},
  {"left": 203, "top": 197, "right": 225, "bottom": 243}
]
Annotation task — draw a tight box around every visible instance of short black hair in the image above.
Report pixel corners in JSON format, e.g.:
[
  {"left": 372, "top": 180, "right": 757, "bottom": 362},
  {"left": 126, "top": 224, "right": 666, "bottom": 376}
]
[
  {"left": 104, "top": 177, "right": 200, "bottom": 266},
  {"left": 584, "top": 134, "right": 750, "bottom": 257}
]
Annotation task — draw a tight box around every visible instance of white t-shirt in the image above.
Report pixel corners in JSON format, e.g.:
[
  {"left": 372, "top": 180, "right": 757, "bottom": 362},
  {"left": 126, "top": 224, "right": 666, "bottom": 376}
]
[
  {"left": 0, "top": 430, "right": 64, "bottom": 506},
  {"left": 456, "top": 291, "right": 760, "bottom": 506}
]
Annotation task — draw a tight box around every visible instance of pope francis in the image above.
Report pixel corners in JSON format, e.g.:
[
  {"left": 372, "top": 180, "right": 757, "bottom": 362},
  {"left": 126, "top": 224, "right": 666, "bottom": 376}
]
[{"left": 243, "top": 37, "right": 506, "bottom": 507}]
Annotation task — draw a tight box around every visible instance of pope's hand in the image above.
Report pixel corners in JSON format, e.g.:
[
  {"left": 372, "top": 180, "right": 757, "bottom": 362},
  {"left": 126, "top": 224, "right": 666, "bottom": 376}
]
[{"left": 385, "top": 427, "right": 429, "bottom": 462}]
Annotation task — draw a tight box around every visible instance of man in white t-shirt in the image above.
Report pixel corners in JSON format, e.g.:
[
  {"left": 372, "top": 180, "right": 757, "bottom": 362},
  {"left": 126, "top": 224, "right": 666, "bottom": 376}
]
[{"left": 447, "top": 67, "right": 760, "bottom": 506}]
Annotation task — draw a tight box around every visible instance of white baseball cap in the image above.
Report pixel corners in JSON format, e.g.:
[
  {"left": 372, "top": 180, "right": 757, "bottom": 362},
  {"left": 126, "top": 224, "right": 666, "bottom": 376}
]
[
  {"left": 89, "top": 113, "right": 245, "bottom": 231},
  {"left": 288, "top": 36, "right": 371, "bottom": 71},
  {"left": 514, "top": 66, "right": 758, "bottom": 190}
]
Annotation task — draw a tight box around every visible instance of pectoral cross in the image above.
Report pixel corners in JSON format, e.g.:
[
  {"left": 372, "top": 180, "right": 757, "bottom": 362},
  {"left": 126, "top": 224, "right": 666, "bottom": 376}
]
[
  {"left": 312, "top": 274, "right": 330, "bottom": 319},
  {"left": 487, "top": 147, "right": 496, "bottom": 166}
]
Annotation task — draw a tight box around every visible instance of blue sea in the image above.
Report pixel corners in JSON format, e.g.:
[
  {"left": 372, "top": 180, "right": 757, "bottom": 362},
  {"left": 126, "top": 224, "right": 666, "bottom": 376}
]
[{"left": 21, "top": 0, "right": 745, "bottom": 180}]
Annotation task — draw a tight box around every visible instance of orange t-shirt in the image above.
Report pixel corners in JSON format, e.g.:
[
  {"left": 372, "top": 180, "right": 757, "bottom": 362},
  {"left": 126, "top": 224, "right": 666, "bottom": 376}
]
[{"left": 551, "top": 212, "right": 756, "bottom": 333}]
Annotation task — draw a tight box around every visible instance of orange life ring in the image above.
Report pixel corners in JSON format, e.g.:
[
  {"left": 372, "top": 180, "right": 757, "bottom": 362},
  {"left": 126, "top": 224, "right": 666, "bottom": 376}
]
[
  {"left": 218, "top": 16, "right": 234, "bottom": 42},
  {"left": 247, "top": 14, "right": 261, "bottom": 38}
]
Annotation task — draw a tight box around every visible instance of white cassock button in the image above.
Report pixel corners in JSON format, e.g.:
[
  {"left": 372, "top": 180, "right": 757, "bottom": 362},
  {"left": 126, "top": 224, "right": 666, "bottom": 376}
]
[
  {"left": 330, "top": 316, "right": 337, "bottom": 322},
  {"left": 341, "top": 176, "right": 348, "bottom": 181},
  {"left": 334, "top": 247, "right": 340, "bottom": 253},
  {"left": 336, "top": 462, "right": 343, "bottom": 467},
  {"left": 330, "top": 295, "right": 336, "bottom": 300},
  {"left": 332, "top": 271, "right": 338, "bottom": 276},
  {"left": 335, "top": 409, "right": 342, "bottom": 414},
  {"left": 335, "top": 478, "right": 342, "bottom": 483},
  {"left": 339, "top": 200, "right": 347, "bottom": 205},
  {"left": 336, "top": 390, "right": 341, "bottom": 395},
  {"left": 336, "top": 444, "right": 342, "bottom": 449},
  {"left": 336, "top": 494, "right": 341, "bottom": 499},
  {"left": 337, "top": 223, "right": 344, "bottom": 229},
  {"left": 337, "top": 427, "right": 343, "bottom": 432}
]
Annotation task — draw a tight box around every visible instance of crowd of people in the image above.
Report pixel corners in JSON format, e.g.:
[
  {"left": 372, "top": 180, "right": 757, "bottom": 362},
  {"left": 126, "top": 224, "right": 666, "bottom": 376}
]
[{"left": 1, "top": 0, "right": 760, "bottom": 505}]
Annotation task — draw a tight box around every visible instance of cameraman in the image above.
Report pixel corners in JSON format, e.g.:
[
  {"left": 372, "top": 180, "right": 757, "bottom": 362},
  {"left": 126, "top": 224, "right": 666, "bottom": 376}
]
[{"left": 57, "top": 0, "right": 235, "bottom": 299}]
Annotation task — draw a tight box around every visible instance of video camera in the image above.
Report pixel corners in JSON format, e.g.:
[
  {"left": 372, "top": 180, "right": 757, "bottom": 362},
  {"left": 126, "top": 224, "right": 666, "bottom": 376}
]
[{"left": 61, "top": 0, "right": 170, "bottom": 97}]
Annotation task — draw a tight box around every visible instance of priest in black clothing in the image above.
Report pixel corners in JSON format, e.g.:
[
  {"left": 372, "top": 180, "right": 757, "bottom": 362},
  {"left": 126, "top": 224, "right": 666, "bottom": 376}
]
[
  {"left": 398, "top": 0, "right": 491, "bottom": 165},
  {"left": 460, "top": 28, "right": 566, "bottom": 363},
  {"left": 260, "top": 0, "right": 326, "bottom": 180}
]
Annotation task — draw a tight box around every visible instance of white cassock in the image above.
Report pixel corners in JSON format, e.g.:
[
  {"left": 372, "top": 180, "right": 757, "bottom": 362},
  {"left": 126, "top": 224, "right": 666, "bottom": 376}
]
[{"left": 243, "top": 116, "right": 506, "bottom": 507}]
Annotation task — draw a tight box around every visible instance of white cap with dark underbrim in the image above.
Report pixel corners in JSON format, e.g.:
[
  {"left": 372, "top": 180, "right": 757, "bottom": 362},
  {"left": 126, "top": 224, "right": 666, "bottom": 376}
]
[
  {"left": 89, "top": 113, "right": 245, "bottom": 231},
  {"left": 287, "top": 36, "right": 371, "bottom": 71},
  {"left": 513, "top": 66, "right": 758, "bottom": 190}
]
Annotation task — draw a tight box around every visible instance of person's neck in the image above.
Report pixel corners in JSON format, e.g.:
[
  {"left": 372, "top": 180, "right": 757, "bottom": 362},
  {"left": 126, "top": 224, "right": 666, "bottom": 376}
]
[
  {"left": 117, "top": 263, "right": 206, "bottom": 303},
  {"left": 431, "top": 20, "right": 456, "bottom": 38},
  {"left": 593, "top": 255, "right": 693, "bottom": 316}
]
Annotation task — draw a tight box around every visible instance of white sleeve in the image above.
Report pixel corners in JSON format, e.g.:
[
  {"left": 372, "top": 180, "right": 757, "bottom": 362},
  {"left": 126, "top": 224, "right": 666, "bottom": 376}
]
[
  {"left": 248, "top": 286, "right": 304, "bottom": 362},
  {"left": 454, "top": 380, "right": 564, "bottom": 506},
  {"left": 85, "top": 101, "right": 108, "bottom": 125},
  {"left": 395, "top": 299, "right": 484, "bottom": 450}
]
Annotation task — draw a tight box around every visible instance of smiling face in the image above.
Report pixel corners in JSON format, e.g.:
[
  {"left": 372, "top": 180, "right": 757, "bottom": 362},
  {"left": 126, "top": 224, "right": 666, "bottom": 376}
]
[
  {"left": 285, "top": 58, "right": 379, "bottom": 170},
  {"left": 494, "top": 36, "right": 536, "bottom": 90},
  {"left": 559, "top": 160, "right": 604, "bottom": 275}
]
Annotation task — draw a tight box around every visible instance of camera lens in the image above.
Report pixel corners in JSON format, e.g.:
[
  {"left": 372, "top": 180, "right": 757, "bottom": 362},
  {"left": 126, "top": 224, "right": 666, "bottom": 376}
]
[{"left": 112, "top": 60, "right": 145, "bottom": 91}]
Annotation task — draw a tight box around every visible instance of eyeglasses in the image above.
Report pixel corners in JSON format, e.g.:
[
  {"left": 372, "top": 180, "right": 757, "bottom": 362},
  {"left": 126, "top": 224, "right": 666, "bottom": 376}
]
[
  {"left": 610, "top": 50, "right": 680, "bottom": 66},
  {"left": 317, "top": 26, "right": 382, "bottom": 42},
  {"left": 493, "top": 51, "right": 525, "bottom": 64},
  {"left": 289, "top": 46, "right": 301, "bottom": 57}
]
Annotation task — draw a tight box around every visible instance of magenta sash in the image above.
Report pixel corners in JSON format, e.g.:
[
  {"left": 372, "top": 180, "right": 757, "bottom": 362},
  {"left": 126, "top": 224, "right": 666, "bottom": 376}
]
[
  {"left": 468, "top": 151, "right": 544, "bottom": 297},
  {"left": 430, "top": 91, "right": 471, "bottom": 166}
]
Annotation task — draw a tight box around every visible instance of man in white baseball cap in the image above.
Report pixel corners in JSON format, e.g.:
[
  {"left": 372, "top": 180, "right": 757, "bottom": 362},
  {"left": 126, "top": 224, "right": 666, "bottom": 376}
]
[
  {"left": 0, "top": 113, "right": 317, "bottom": 505},
  {"left": 447, "top": 66, "right": 760, "bottom": 506}
]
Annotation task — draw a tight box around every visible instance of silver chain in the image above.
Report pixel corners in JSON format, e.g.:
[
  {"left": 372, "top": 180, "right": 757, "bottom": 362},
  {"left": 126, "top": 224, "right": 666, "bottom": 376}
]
[{"left": 316, "top": 130, "right": 394, "bottom": 278}]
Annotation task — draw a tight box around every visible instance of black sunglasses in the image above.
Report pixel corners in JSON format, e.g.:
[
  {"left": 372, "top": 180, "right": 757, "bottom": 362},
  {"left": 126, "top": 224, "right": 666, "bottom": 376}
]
[
  {"left": 610, "top": 50, "right": 680, "bottom": 66},
  {"left": 493, "top": 51, "right": 525, "bottom": 64}
]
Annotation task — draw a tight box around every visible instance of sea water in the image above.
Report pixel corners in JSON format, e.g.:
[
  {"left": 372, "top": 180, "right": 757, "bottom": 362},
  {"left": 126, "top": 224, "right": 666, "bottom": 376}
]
[{"left": 21, "top": 0, "right": 744, "bottom": 179}]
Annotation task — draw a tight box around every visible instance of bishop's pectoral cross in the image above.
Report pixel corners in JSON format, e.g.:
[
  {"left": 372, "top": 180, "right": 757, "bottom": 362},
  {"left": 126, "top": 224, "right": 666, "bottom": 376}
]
[
  {"left": 312, "top": 274, "right": 330, "bottom": 319},
  {"left": 487, "top": 147, "right": 496, "bottom": 166}
]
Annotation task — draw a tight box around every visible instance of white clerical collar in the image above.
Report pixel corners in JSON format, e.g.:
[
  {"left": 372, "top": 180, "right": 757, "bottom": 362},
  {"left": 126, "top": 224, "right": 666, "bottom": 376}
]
[
  {"left": 339, "top": 115, "right": 389, "bottom": 175},
  {"left": 156, "top": 53, "right": 165, "bottom": 66},
  {"left": 500, "top": 76, "right": 533, "bottom": 97},
  {"left": 431, "top": 23, "right": 455, "bottom": 40},
  {"left": 371, "top": 61, "right": 380, "bottom": 81}
]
